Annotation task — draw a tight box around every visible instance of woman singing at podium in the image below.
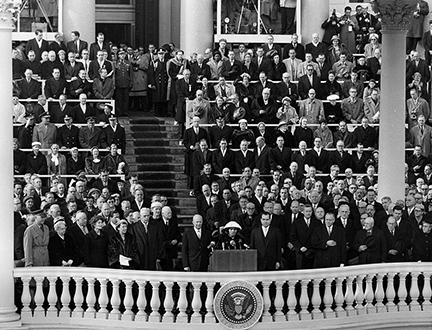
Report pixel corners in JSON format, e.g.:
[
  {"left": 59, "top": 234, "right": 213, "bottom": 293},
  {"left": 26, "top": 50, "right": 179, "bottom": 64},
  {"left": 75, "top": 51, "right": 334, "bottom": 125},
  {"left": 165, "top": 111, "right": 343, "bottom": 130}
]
[{"left": 216, "top": 221, "right": 249, "bottom": 250}]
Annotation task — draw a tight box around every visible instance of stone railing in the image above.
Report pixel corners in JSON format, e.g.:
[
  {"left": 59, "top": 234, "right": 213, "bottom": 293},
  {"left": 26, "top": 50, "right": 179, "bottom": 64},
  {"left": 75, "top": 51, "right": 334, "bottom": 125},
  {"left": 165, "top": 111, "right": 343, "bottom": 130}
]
[{"left": 13, "top": 263, "right": 432, "bottom": 329}]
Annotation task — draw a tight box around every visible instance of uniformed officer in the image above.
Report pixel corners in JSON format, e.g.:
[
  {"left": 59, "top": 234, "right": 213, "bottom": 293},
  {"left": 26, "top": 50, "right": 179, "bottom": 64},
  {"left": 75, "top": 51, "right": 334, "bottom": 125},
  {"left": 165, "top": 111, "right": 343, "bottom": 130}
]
[{"left": 114, "top": 50, "right": 132, "bottom": 116}]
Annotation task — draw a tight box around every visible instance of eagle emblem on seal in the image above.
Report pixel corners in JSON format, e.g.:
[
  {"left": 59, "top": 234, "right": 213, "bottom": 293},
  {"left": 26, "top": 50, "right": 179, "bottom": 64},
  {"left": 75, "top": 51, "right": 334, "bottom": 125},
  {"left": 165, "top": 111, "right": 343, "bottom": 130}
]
[{"left": 224, "top": 292, "right": 253, "bottom": 320}]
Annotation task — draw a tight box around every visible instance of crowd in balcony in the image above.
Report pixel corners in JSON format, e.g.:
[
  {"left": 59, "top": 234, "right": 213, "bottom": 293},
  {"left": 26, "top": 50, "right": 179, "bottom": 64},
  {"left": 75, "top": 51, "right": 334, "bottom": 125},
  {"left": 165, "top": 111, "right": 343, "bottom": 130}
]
[{"left": 11, "top": 2, "right": 432, "bottom": 271}]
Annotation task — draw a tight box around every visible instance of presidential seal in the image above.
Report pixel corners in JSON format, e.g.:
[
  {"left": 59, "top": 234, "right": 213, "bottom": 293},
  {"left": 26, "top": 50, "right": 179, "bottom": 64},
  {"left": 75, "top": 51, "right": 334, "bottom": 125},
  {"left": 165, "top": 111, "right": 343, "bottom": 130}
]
[{"left": 214, "top": 281, "right": 263, "bottom": 329}]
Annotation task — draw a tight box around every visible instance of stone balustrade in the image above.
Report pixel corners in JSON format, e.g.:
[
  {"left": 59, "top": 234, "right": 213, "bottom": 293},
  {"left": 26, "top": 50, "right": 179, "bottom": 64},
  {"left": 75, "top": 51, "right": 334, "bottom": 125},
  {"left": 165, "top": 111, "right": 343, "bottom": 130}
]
[{"left": 13, "top": 263, "right": 432, "bottom": 328}]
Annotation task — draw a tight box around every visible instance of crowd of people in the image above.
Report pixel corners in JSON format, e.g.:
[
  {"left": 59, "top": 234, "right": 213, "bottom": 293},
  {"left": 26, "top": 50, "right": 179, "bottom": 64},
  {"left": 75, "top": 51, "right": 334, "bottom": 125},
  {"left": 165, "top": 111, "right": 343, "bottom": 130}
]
[{"left": 11, "top": 1, "right": 432, "bottom": 272}]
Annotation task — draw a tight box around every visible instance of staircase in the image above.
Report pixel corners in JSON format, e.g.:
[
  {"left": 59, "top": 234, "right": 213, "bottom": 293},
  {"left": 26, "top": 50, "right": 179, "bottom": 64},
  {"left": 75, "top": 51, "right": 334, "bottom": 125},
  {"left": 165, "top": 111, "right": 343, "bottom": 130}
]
[{"left": 125, "top": 115, "right": 196, "bottom": 227}]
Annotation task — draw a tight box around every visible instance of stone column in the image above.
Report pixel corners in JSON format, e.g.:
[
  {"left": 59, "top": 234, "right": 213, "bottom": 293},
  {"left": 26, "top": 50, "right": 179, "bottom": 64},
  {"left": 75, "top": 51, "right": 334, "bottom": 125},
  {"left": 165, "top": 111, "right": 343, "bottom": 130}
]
[
  {"left": 376, "top": 0, "right": 416, "bottom": 201},
  {"left": 301, "top": 0, "right": 329, "bottom": 43},
  {"left": 0, "top": 7, "right": 21, "bottom": 327},
  {"left": 159, "top": 0, "right": 172, "bottom": 45},
  {"left": 63, "top": 0, "right": 95, "bottom": 43},
  {"left": 180, "top": 0, "right": 213, "bottom": 56}
]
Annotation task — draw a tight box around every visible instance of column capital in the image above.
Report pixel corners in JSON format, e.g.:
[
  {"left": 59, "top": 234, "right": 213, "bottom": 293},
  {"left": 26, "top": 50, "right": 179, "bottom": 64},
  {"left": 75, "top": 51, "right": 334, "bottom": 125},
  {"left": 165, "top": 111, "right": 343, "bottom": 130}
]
[
  {"left": 373, "top": 0, "right": 416, "bottom": 31},
  {"left": 0, "top": 0, "right": 20, "bottom": 30}
]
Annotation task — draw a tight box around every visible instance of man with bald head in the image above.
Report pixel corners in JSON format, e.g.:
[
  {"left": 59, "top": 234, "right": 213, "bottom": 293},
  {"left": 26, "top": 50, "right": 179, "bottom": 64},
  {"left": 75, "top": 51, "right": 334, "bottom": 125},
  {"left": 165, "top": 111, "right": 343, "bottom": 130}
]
[
  {"left": 353, "top": 216, "right": 387, "bottom": 264},
  {"left": 182, "top": 214, "right": 214, "bottom": 271}
]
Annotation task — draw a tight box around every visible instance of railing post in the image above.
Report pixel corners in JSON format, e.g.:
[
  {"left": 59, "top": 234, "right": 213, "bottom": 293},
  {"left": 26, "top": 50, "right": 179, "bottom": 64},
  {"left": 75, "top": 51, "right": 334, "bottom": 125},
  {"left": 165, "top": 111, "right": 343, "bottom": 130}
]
[
  {"left": 354, "top": 275, "right": 365, "bottom": 315},
  {"left": 334, "top": 277, "right": 345, "bottom": 317},
  {"left": 163, "top": 282, "right": 175, "bottom": 323},
  {"left": 311, "top": 279, "right": 323, "bottom": 320},
  {"left": 71, "top": 277, "right": 84, "bottom": 319},
  {"left": 46, "top": 277, "right": 58, "bottom": 318},
  {"left": 96, "top": 279, "right": 109, "bottom": 319},
  {"left": 59, "top": 277, "right": 71, "bottom": 318},
  {"left": 409, "top": 272, "right": 421, "bottom": 311},
  {"left": 261, "top": 281, "right": 273, "bottom": 322},
  {"left": 364, "top": 274, "right": 375, "bottom": 314},
  {"left": 273, "top": 281, "right": 286, "bottom": 322},
  {"left": 190, "top": 282, "right": 202, "bottom": 323},
  {"left": 148, "top": 281, "right": 161, "bottom": 322},
  {"left": 135, "top": 281, "right": 148, "bottom": 321},
  {"left": 204, "top": 282, "right": 216, "bottom": 323},
  {"left": 323, "top": 278, "right": 335, "bottom": 319},
  {"left": 122, "top": 280, "right": 135, "bottom": 321},
  {"left": 375, "top": 273, "right": 385, "bottom": 313},
  {"left": 176, "top": 281, "right": 188, "bottom": 323},
  {"left": 287, "top": 280, "right": 299, "bottom": 321},
  {"left": 422, "top": 272, "right": 432, "bottom": 311},
  {"left": 83, "top": 277, "right": 96, "bottom": 319},
  {"left": 33, "top": 276, "right": 45, "bottom": 318},
  {"left": 385, "top": 273, "right": 397, "bottom": 313},
  {"left": 344, "top": 276, "right": 355, "bottom": 317},
  {"left": 20, "top": 276, "right": 32, "bottom": 321},
  {"left": 108, "top": 279, "right": 121, "bottom": 320},
  {"left": 299, "top": 279, "right": 311, "bottom": 320},
  {"left": 397, "top": 272, "right": 409, "bottom": 312}
]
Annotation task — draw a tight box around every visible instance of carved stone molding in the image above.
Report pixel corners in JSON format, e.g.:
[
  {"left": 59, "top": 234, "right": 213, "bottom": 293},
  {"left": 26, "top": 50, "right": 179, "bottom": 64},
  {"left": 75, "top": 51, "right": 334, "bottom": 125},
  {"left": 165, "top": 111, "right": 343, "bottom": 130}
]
[{"left": 372, "top": 0, "right": 417, "bottom": 31}]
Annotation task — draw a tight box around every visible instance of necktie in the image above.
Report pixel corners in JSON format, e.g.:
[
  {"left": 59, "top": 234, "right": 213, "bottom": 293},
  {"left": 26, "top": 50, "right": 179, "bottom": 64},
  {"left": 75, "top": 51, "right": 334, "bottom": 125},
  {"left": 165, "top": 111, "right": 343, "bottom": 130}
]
[
  {"left": 305, "top": 219, "right": 310, "bottom": 227},
  {"left": 328, "top": 226, "right": 332, "bottom": 236},
  {"left": 144, "top": 224, "right": 148, "bottom": 234},
  {"left": 291, "top": 62, "right": 295, "bottom": 80},
  {"left": 196, "top": 230, "right": 201, "bottom": 239}
]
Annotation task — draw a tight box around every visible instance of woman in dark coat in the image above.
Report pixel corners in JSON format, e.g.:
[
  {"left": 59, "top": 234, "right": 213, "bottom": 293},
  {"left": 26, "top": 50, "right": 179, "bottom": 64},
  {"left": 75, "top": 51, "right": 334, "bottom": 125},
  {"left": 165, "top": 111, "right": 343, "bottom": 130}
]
[
  {"left": 84, "top": 215, "right": 109, "bottom": 268},
  {"left": 215, "top": 221, "right": 248, "bottom": 250},
  {"left": 269, "top": 54, "right": 286, "bottom": 81},
  {"left": 48, "top": 220, "right": 75, "bottom": 266},
  {"left": 107, "top": 220, "right": 139, "bottom": 269}
]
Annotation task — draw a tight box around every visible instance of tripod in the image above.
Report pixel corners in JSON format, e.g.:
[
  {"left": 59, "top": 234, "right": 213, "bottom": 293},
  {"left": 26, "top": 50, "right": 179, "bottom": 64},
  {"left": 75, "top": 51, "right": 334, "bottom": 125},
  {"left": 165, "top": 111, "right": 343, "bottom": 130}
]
[{"left": 236, "top": 0, "right": 268, "bottom": 34}]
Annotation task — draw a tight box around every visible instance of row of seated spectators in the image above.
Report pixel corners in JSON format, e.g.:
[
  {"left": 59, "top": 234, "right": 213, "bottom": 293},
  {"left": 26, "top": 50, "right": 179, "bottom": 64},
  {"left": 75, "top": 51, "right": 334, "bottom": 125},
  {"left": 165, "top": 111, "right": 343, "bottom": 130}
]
[{"left": 14, "top": 170, "right": 432, "bottom": 270}]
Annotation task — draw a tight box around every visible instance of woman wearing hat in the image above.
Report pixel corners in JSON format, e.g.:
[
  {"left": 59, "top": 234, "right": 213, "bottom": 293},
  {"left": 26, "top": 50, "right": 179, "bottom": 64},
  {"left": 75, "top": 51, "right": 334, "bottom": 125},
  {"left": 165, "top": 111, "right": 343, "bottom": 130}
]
[
  {"left": 216, "top": 221, "right": 247, "bottom": 250},
  {"left": 363, "top": 33, "right": 381, "bottom": 59},
  {"left": 276, "top": 96, "right": 298, "bottom": 125},
  {"left": 321, "top": 70, "right": 342, "bottom": 99},
  {"left": 84, "top": 146, "right": 105, "bottom": 175},
  {"left": 327, "top": 35, "right": 352, "bottom": 66},
  {"left": 108, "top": 219, "right": 139, "bottom": 269},
  {"left": 46, "top": 143, "right": 67, "bottom": 176},
  {"left": 324, "top": 94, "right": 343, "bottom": 126},
  {"left": 269, "top": 53, "right": 286, "bottom": 81},
  {"left": 84, "top": 215, "right": 108, "bottom": 268}
]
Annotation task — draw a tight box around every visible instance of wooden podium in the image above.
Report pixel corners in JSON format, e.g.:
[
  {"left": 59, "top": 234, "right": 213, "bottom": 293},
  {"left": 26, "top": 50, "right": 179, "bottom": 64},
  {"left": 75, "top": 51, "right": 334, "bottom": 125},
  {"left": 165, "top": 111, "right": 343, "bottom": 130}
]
[{"left": 209, "top": 250, "right": 257, "bottom": 272}]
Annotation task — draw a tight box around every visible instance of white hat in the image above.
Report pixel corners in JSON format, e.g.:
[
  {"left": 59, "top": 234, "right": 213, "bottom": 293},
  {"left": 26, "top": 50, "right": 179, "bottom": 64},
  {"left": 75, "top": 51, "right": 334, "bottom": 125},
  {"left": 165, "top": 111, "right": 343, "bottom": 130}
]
[
  {"left": 32, "top": 141, "right": 42, "bottom": 147},
  {"left": 327, "top": 94, "right": 340, "bottom": 101},
  {"left": 238, "top": 119, "right": 248, "bottom": 124},
  {"left": 224, "top": 221, "right": 242, "bottom": 230}
]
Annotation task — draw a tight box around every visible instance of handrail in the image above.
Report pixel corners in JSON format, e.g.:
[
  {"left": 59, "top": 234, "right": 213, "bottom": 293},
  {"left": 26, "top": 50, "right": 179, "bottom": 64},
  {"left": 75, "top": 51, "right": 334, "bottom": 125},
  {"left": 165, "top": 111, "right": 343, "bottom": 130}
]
[
  {"left": 14, "top": 174, "right": 125, "bottom": 179},
  {"left": 13, "top": 262, "right": 432, "bottom": 326}
]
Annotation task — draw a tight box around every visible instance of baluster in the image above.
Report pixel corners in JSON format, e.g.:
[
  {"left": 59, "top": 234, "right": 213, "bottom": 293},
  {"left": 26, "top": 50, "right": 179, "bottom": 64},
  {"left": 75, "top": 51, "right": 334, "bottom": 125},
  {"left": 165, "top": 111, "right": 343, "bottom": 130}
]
[
  {"left": 286, "top": 280, "right": 299, "bottom": 321},
  {"left": 375, "top": 273, "right": 385, "bottom": 313},
  {"left": 96, "top": 279, "right": 109, "bottom": 319},
  {"left": 20, "top": 276, "right": 32, "bottom": 320},
  {"left": 135, "top": 281, "right": 148, "bottom": 321},
  {"left": 33, "top": 276, "right": 45, "bottom": 318},
  {"left": 334, "top": 277, "right": 345, "bottom": 317},
  {"left": 299, "top": 279, "right": 311, "bottom": 320},
  {"left": 122, "top": 280, "right": 135, "bottom": 321},
  {"left": 148, "top": 281, "right": 161, "bottom": 322},
  {"left": 190, "top": 282, "right": 202, "bottom": 323},
  {"left": 323, "top": 278, "right": 335, "bottom": 318},
  {"left": 354, "top": 275, "right": 365, "bottom": 315},
  {"left": 273, "top": 281, "right": 286, "bottom": 322},
  {"left": 71, "top": 277, "right": 84, "bottom": 318},
  {"left": 410, "top": 272, "right": 421, "bottom": 311},
  {"left": 176, "top": 281, "right": 188, "bottom": 323},
  {"left": 108, "top": 279, "right": 121, "bottom": 320},
  {"left": 311, "top": 279, "right": 323, "bottom": 320},
  {"left": 364, "top": 274, "right": 375, "bottom": 314},
  {"left": 58, "top": 277, "right": 71, "bottom": 318},
  {"left": 397, "top": 272, "right": 409, "bottom": 312},
  {"left": 422, "top": 272, "right": 432, "bottom": 311},
  {"left": 163, "top": 282, "right": 175, "bottom": 323},
  {"left": 204, "top": 282, "right": 215, "bottom": 323},
  {"left": 83, "top": 277, "right": 96, "bottom": 319},
  {"left": 385, "top": 273, "right": 397, "bottom": 312},
  {"left": 344, "top": 276, "right": 355, "bottom": 316},
  {"left": 46, "top": 277, "right": 58, "bottom": 318},
  {"left": 261, "top": 281, "right": 273, "bottom": 322}
]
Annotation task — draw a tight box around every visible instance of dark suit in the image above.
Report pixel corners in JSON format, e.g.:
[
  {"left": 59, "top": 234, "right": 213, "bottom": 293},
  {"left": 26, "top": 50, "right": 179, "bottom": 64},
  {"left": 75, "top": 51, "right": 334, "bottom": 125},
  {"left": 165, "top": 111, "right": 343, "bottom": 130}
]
[
  {"left": 66, "top": 39, "right": 89, "bottom": 57},
  {"left": 290, "top": 217, "right": 322, "bottom": 269},
  {"left": 221, "top": 59, "right": 243, "bottom": 80},
  {"left": 353, "top": 228, "right": 387, "bottom": 264},
  {"left": 250, "top": 226, "right": 282, "bottom": 271},
  {"left": 252, "top": 57, "right": 273, "bottom": 76},
  {"left": 48, "top": 232, "right": 75, "bottom": 266},
  {"left": 183, "top": 127, "right": 209, "bottom": 183},
  {"left": 158, "top": 219, "right": 182, "bottom": 270},
  {"left": 18, "top": 79, "right": 41, "bottom": 99},
  {"left": 104, "top": 124, "right": 126, "bottom": 152},
  {"left": 88, "top": 60, "right": 113, "bottom": 80},
  {"left": 66, "top": 223, "right": 89, "bottom": 265},
  {"left": 330, "top": 150, "right": 353, "bottom": 172},
  {"left": 26, "top": 38, "right": 49, "bottom": 61},
  {"left": 182, "top": 227, "right": 212, "bottom": 271},
  {"left": 283, "top": 43, "right": 305, "bottom": 61},
  {"left": 311, "top": 225, "right": 346, "bottom": 268},
  {"left": 79, "top": 126, "right": 104, "bottom": 148},
  {"left": 175, "top": 78, "right": 197, "bottom": 123},
  {"left": 196, "top": 195, "right": 212, "bottom": 217},
  {"left": 305, "top": 42, "right": 327, "bottom": 61},
  {"left": 130, "top": 221, "right": 163, "bottom": 270},
  {"left": 411, "top": 229, "right": 432, "bottom": 262},
  {"left": 212, "top": 148, "right": 234, "bottom": 174},
  {"left": 44, "top": 78, "right": 67, "bottom": 99},
  {"left": 49, "top": 104, "right": 74, "bottom": 123},
  {"left": 254, "top": 145, "right": 272, "bottom": 174},
  {"left": 64, "top": 62, "right": 84, "bottom": 80},
  {"left": 298, "top": 73, "right": 321, "bottom": 99},
  {"left": 270, "top": 146, "right": 292, "bottom": 172},
  {"left": 67, "top": 78, "right": 93, "bottom": 99},
  {"left": 73, "top": 104, "right": 97, "bottom": 124},
  {"left": 383, "top": 226, "right": 407, "bottom": 262},
  {"left": 89, "top": 41, "right": 111, "bottom": 61},
  {"left": 190, "top": 62, "right": 211, "bottom": 80},
  {"left": 306, "top": 148, "right": 330, "bottom": 173},
  {"left": 56, "top": 124, "right": 80, "bottom": 148},
  {"left": 285, "top": 171, "right": 304, "bottom": 189},
  {"left": 233, "top": 150, "right": 255, "bottom": 174}
]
